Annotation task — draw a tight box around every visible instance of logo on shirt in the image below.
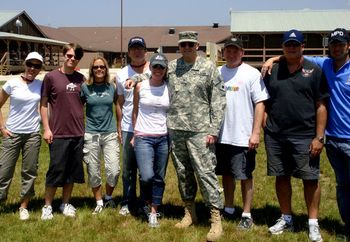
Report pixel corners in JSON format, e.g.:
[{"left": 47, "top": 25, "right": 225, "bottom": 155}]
[
  {"left": 91, "top": 91, "right": 110, "bottom": 97},
  {"left": 301, "top": 68, "right": 314, "bottom": 77},
  {"left": 225, "top": 85, "right": 239, "bottom": 91},
  {"left": 66, "top": 83, "right": 77, "bottom": 92}
]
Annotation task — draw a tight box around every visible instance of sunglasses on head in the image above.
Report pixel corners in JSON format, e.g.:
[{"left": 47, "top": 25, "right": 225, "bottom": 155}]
[
  {"left": 284, "top": 42, "right": 301, "bottom": 48},
  {"left": 180, "top": 42, "right": 195, "bottom": 48},
  {"left": 152, "top": 64, "right": 166, "bottom": 70},
  {"left": 26, "top": 62, "right": 42, "bottom": 69},
  {"left": 92, "top": 65, "right": 106, "bottom": 70},
  {"left": 66, "top": 54, "right": 80, "bottom": 60}
]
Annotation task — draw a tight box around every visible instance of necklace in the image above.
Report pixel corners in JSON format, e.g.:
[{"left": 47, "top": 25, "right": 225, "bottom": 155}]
[
  {"left": 21, "top": 75, "right": 33, "bottom": 84},
  {"left": 130, "top": 62, "right": 146, "bottom": 68}
]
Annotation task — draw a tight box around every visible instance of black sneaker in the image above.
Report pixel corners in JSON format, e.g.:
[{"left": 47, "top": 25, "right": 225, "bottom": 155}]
[
  {"left": 221, "top": 210, "right": 235, "bottom": 220},
  {"left": 138, "top": 204, "right": 151, "bottom": 219},
  {"left": 104, "top": 199, "right": 116, "bottom": 209},
  {"left": 237, "top": 216, "right": 254, "bottom": 230}
]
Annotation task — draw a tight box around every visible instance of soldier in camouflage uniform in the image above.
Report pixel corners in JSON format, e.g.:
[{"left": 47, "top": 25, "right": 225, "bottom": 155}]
[
  {"left": 168, "top": 31, "right": 226, "bottom": 241},
  {"left": 126, "top": 31, "right": 226, "bottom": 241}
]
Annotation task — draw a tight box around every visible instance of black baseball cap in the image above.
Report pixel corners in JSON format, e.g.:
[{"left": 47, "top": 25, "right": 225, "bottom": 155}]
[
  {"left": 224, "top": 38, "right": 243, "bottom": 49},
  {"left": 329, "top": 28, "right": 350, "bottom": 44}
]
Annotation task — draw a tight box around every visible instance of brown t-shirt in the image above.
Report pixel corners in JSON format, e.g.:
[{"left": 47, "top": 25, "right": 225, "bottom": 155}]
[{"left": 41, "top": 69, "right": 85, "bottom": 137}]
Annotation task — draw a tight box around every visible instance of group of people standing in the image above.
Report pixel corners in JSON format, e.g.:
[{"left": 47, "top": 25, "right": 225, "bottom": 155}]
[{"left": 0, "top": 26, "right": 348, "bottom": 242}]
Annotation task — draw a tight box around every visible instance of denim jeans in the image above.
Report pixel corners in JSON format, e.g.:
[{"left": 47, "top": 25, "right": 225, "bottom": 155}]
[
  {"left": 326, "top": 136, "right": 350, "bottom": 231},
  {"left": 134, "top": 135, "right": 169, "bottom": 206},
  {"left": 121, "top": 131, "right": 138, "bottom": 205},
  {"left": 0, "top": 132, "right": 41, "bottom": 201}
]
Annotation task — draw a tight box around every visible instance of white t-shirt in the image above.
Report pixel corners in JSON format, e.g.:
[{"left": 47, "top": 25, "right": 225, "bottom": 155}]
[
  {"left": 116, "top": 65, "right": 151, "bottom": 132},
  {"left": 2, "top": 77, "right": 42, "bottom": 133},
  {"left": 218, "top": 63, "right": 269, "bottom": 147},
  {"left": 134, "top": 79, "right": 169, "bottom": 135}
]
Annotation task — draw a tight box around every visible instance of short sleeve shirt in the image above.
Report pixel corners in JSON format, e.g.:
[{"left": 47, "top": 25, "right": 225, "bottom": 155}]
[
  {"left": 116, "top": 65, "right": 151, "bottom": 132},
  {"left": 41, "top": 69, "right": 85, "bottom": 137},
  {"left": 81, "top": 83, "right": 117, "bottom": 133},
  {"left": 264, "top": 58, "right": 329, "bottom": 137},
  {"left": 218, "top": 63, "right": 269, "bottom": 146},
  {"left": 2, "top": 77, "right": 41, "bottom": 133}
]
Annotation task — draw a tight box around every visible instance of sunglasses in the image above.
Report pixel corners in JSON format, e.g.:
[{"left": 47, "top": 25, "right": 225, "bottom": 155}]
[
  {"left": 284, "top": 42, "right": 301, "bottom": 48},
  {"left": 66, "top": 54, "right": 80, "bottom": 60},
  {"left": 180, "top": 42, "right": 195, "bottom": 48},
  {"left": 152, "top": 64, "right": 166, "bottom": 70},
  {"left": 92, "top": 65, "right": 106, "bottom": 70},
  {"left": 26, "top": 62, "right": 42, "bottom": 69}
]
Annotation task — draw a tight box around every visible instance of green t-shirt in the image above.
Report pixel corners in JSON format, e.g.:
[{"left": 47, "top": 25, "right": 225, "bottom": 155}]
[{"left": 81, "top": 83, "right": 117, "bottom": 133}]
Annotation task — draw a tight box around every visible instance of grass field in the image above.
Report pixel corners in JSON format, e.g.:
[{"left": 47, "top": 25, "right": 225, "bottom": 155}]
[{"left": 0, "top": 136, "right": 345, "bottom": 242}]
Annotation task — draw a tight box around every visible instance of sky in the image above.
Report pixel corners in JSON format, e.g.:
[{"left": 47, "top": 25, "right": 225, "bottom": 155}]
[{"left": 1, "top": 0, "right": 349, "bottom": 28}]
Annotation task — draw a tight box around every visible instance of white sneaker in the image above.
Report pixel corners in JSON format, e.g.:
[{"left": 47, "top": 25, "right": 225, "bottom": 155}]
[
  {"left": 148, "top": 213, "right": 160, "bottom": 228},
  {"left": 59, "top": 203, "right": 76, "bottom": 217},
  {"left": 269, "top": 217, "right": 294, "bottom": 235},
  {"left": 19, "top": 207, "right": 29, "bottom": 220},
  {"left": 119, "top": 205, "right": 130, "bottom": 216},
  {"left": 92, "top": 205, "right": 103, "bottom": 215},
  {"left": 309, "top": 224, "right": 323, "bottom": 242},
  {"left": 41, "top": 205, "right": 53, "bottom": 220}
]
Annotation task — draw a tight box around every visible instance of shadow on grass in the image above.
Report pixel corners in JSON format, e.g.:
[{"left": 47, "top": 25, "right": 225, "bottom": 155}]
[
  {"left": 0, "top": 197, "right": 345, "bottom": 235},
  {"left": 252, "top": 204, "right": 344, "bottom": 235}
]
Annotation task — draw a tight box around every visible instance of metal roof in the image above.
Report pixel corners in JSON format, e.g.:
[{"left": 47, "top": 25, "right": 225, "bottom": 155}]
[
  {"left": 0, "top": 10, "right": 22, "bottom": 27},
  {"left": 230, "top": 9, "right": 350, "bottom": 33},
  {"left": 0, "top": 32, "right": 67, "bottom": 45}
]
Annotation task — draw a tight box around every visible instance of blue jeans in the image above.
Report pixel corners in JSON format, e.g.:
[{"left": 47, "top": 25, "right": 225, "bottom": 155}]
[
  {"left": 134, "top": 135, "right": 169, "bottom": 206},
  {"left": 121, "top": 131, "right": 138, "bottom": 205},
  {"left": 326, "top": 136, "right": 350, "bottom": 231}
]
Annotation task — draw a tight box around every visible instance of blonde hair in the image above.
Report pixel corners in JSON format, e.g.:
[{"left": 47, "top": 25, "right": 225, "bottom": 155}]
[{"left": 86, "top": 56, "right": 110, "bottom": 85}]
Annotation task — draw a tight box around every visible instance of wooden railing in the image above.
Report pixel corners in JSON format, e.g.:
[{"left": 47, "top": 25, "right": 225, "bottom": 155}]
[
  {"left": 216, "top": 47, "right": 327, "bottom": 68},
  {"left": 0, "top": 53, "right": 9, "bottom": 75}
]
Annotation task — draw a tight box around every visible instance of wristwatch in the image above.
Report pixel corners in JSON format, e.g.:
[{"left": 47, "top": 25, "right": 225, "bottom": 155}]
[{"left": 316, "top": 136, "right": 325, "bottom": 144}]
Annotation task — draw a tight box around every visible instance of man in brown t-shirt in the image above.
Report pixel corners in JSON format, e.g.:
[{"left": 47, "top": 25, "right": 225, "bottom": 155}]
[{"left": 40, "top": 43, "right": 85, "bottom": 220}]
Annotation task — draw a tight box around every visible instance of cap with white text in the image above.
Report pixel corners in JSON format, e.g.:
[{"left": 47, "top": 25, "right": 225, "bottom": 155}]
[{"left": 329, "top": 28, "right": 350, "bottom": 44}]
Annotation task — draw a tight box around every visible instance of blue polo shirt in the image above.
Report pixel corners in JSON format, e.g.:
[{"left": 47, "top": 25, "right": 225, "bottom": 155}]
[{"left": 306, "top": 56, "right": 350, "bottom": 139}]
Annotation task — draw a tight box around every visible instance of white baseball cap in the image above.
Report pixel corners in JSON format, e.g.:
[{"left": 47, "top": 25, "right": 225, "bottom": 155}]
[{"left": 25, "top": 52, "right": 43, "bottom": 63}]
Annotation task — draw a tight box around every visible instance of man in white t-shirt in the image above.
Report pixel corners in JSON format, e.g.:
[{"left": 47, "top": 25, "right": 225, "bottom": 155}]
[
  {"left": 215, "top": 38, "right": 269, "bottom": 229},
  {"left": 116, "top": 36, "right": 151, "bottom": 216}
]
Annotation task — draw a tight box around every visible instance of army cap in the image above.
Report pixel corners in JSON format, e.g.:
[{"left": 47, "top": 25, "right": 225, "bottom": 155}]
[{"left": 178, "top": 31, "right": 199, "bottom": 43}]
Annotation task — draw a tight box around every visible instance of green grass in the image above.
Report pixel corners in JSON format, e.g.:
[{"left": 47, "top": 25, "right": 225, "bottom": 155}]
[{"left": 0, "top": 137, "right": 344, "bottom": 242}]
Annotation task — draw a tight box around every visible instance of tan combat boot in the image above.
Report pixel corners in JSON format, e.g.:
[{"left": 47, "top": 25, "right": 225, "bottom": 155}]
[
  {"left": 175, "top": 201, "right": 198, "bottom": 228},
  {"left": 206, "top": 208, "right": 223, "bottom": 241}
]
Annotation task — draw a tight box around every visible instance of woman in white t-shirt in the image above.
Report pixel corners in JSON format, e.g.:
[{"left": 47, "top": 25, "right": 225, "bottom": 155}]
[
  {"left": 0, "top": 52, "right": 43, "bottom": 220},
  {"left": 132, "top": 53, "right": 170, "bottom": 228}
]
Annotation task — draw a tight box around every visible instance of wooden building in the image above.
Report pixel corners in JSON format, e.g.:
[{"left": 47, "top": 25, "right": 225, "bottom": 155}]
[
  {"left": 0, "top": 10, "right": 67, "bottom": 74},
  {"left": 226, "top": 9, "right": 350, "bottom": 67}
]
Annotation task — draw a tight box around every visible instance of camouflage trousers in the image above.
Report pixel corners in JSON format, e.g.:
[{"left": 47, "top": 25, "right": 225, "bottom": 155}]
[{"left": 169, "top": 129, "right": 223, "bottom": 209}]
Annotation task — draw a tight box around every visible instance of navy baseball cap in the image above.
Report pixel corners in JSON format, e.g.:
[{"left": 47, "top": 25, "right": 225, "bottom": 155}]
[
  {"left": 329, "top": 28, "right": 350, "bottom": 44},
  {"left": 282, "top": 29, "right": 304, "bottom": 44},
  {"left": 128, "top": 36, "right": 146, "bottom": 48}
]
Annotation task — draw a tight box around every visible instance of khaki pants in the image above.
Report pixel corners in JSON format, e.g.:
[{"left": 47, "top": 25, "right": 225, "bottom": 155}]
[{"left": 0, "top": 132, "right": 41, "bottom": 201}]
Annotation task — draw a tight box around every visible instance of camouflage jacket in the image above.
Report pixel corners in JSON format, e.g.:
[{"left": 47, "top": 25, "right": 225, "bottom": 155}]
[{"left": 167, "top": 56, "right": 226, "bottom": 135}]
